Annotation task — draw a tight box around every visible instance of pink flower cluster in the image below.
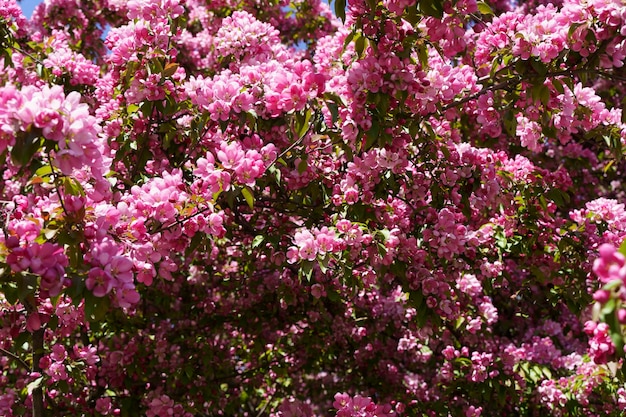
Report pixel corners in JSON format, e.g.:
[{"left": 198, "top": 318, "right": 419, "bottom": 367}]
[
  {"left": 0, "top": 84, "right": 104, "bottom": 175},
  {"left": 423, "top": 207, "right": 468, "bottom": 260},
  {"left": 186, "top": 74, "right": 256, "bottom": 121},
  {"left": 333, "top": 393, "right": 394, "bottom": 417},
  {"left": 127, "top": 170, "right": 189, "bottom": 224},
  {"left": 213, "top": 11, "right": 281, "bottom": 63},
  {"left": 0, "top": 389, "right": 17, "bottom": 417},
  {"left": 514, "top": 5, "right": 567, "bottom": 62},
  {"left": 584, "top": 321, "right": 616, "bottom": 364},
  {"left": 287, "top": 227, "right": 342, "bottom": 263},
  {"left": 145, "top": 393, "right": 192, "bottom": 417},
  {"left": 6, "top": 241, "right": 68, "bottom": 298},
  {"left": 216, "top": 141, "right": 266, "bottom": 186},
  {"left": 86, "top": 238, "right": 139, "bottom": 307},
  {"left": 193, "top": 151, "right": 232, "bottom": 195},
  {"left": 593, "top": 243, "right": 626, "bottom": 285},
  {"left": 39, "top": 345, "right": 68, "bottom": 382},
  {"left": 537, "top": 379, "right": 568, "bottom": 412},
  {"left": 0, "top": 0, "right": 28, "bottom": 38},
  {"left": 127, "top": 0, "right": 185, "bottom": 21},
  {"left": 6, "top": 0, "right": 626, "bottom": 414},
  {"left": 272, "top": 397, "right": 315, "bottom": 417},
  {"left": 42, "top": 31, "right": 101, "bottom": 86},
  {"left": 586, "top": 244, "right": 626, "bottom": 364}
]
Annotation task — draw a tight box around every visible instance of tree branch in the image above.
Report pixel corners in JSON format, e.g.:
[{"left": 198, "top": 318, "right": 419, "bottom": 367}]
[
  {"left": 32, "top": 328, "right": 45, "bottom": 417},
  {"left": 440, "top": 67, "right": 626, "bottom": 114},
  {"left": 0, "top": 347, "right": 30, "bottom": 371},
  {"left": 441, "top": 76, "right": 522, "bottom": 112}
]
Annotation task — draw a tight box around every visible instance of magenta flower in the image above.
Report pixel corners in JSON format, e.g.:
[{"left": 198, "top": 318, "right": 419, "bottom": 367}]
[{"left": 86, "top": 267, "right": 114, "bottom": 297}]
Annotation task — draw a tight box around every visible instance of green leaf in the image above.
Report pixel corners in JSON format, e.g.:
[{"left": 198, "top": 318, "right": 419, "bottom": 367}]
[
  {"left": 545, "top": 188, "right": 570, "bottom": 208},
  {"left": 92, "top": 296, "right": 110, "bottom": 321},
  {"left": 419, "top": 0, "right": 444, "bottom": 18},
  {"left": 567, "top": 22, "right": 585, "bottom": 40},
  {"left": 296, "top": 109, "right": 312, "bottom": 139},
  {"left": 17, "top": 274, "right": 37, "bottom": 303},
  {"left": 477, "top": 1, "right": 493, "bottom": 15},
  {"left": 318, "top": 255, "right": 329, "bottom": 274},
  {"left": 490, "top": 56, "right": 502, "bottom": 79},
  {"left": 364, "top": 119, "right": 380, "bottom": 151},
  {"left": 3, "top": 281, "right": 19, "bottom": 304},
  {"left": 33, "top": 164, "right": 52, "bottom": 178},
  {"left": 603, "top": 279, "right": 623, "bottom": 292},
  {"left": 376, "top": 93, "right": 391, "bottom": 115},
  {"left": 377, "top": 228, "right": 391, "bottom": 242},
  {"left": 47, "top": 314, "right": 58, "bottom": 330},
  {"left": 84, "top": 292, "right": 111, "bottom": 322},
  {"left": 618, "top": 239, "right": 626, "bottom": 258},
  {"left": 140, "top": 101, "right": 154, "bottom": 118},
  {"left": 11, "top": 128, "right": 42, "bottom": 166},
  {"left": 297, "top": 158, "right": 308, "bottom": 173},
  {"left": 26, "top": 376, "right": 44, "bottom": 395},
  {"left": 163, "top": 62, "right": 179, "bottom": 77},
  {"left": 404, "top": 5, "right": 420, "bottom": 24},
  {"left": 68, "top": 273, "right": 85, "bottom": 303},
  {"left": 343, "top": 30, "right": 356, "bottom": 52},
  {"left": 241, "top": 187, "right": 254, "bottom": 209},
  {"left": 252, "top": 235, "right": 264, "bottom": 249},
  {"left": 606, "top": 310, "right": 625, "bottom": 356},
  {"left": 530, "top": 83, "right": 550, "bottom": 105},
  {"left": 323, "top": 92, "right": 346, "bottom": 107},
  {"left": 416, "top": 44, "right": 429, "bottom": 69},
  {"left": 300, "top": 261, "right": 314, "bottom": 282},
  {"left": 601, "top": 297, "right": 617, "bottom": 316},
  {"left": 42, "top": 228, "right": 59, "bottom": 240},
  {"left": 530, "top": 59, "right": 547, "bottom": 77},
  {"left": 335, "top": 0, "right": 346, "bottom": 22},
  {"left": 327, "top": 288, "right": 341, "bottom": 302},
  {"left": 355, "top": 35, "right": 367, "bottom": 58},
  {"left": 61, "top": 176, "right": 86, "bottom": 196},
  {"left": 327, "top": 101, "right": 339, "bottom": 125},
  {"left": 185, "top": 232, "right": 205, "bottom": 257},
  {"left": 552, "top": 78, "right": 565, "bottom": 95}
]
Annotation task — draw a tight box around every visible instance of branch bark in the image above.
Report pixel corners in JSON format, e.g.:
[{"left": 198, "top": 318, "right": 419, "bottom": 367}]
[
  {"left": 0, "top": 347, "right": 30, "bottom": 370},
  {"left": 32, "top": 328, "right": 45, "bottom": 417}
]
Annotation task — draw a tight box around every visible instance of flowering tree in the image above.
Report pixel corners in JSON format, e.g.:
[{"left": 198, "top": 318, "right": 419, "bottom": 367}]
[{"left": 2, "top": 0, "right": 626, "bottom": 415}]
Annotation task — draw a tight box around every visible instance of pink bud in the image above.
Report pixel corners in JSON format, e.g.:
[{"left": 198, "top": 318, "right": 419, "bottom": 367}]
[
  {"left": 26, "top": 313, "right": 41, "bottom": 332},
  {"left": 618, "top": 309, "right": 626, "bottom": 324},
  {"left": 5, "top": 235, "right": 19, "bottom": 248},
  {"left": 584, "top": 320, "right": 597, "bottom": 335},
  {"left": 599, "top": 243, "right": 617, "bottom": 260},
  {"left": 593, "top": 289, "right": 611, "bottom": 304},
  {"left": 311, "top": 284, "right": 324, "bottom": 298}
]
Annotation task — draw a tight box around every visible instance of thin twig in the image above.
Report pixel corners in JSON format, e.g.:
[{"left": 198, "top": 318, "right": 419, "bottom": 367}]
[
  {"left": 0, "top": 347, "right": 30, "bottom": 371},
  {"left": 264, "top": 130, "right": 309, "bottom": 174},
  {"left": 152, "top": 204, "right": 214, "bottom": 234},
  {"left": 49, "top": 161, "right": 69, "bottom": 216},
  {"left": 32, "top": 328, "right": 45, "bottom": 417},
  {"left": 0, "top": 200, "right": 13, "bottom": 232},
  {"left": 255, "top": 391, "right": 276, "bottom": 417},
  {"left": 441, "top": 77, "right": 521, "bottom": 112},
  {"left": 439, "top": 66, "right": 626, "bottom": 115}
]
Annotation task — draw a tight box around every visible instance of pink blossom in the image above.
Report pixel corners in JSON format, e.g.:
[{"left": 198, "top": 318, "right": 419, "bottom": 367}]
[
  {"left": 217, "top": 142, "right": 244, "bottom": 170},
  {"left": 593, "top": 244, "right": 626, "bottom": 284},
  {"left": 584, "top": 321, "right": 615, "bottom": 364},
  {"left": 95, "top": 397, "right": 112, "bottom": 415},
  {"left": 86, "top": 267, "right": 114, "bottom": 297},
  {"left": 45, "top": 362, "right": 68, "bottom": 382}
]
